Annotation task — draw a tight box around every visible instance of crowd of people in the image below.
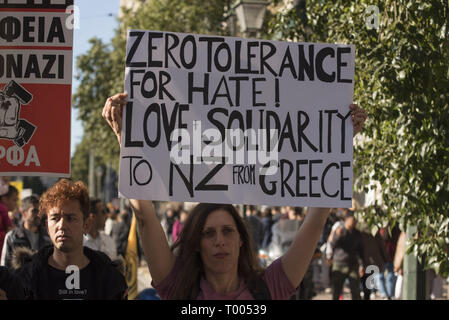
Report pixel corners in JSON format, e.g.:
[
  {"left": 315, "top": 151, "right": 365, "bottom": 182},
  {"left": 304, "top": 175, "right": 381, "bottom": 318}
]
[
  {"left": 156, "top": 203, "right": 447, "bottom": 300},
  {"left": 0, "top": 177, "right": 134, "bottom": 299},
  {"left": 0, "top": 177, "right": 447, "bottom": 300}
]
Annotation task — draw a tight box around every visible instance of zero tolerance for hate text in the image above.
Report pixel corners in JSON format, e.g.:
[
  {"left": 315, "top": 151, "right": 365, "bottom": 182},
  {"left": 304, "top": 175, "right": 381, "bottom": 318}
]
[{"left": 126, "top": 31, "right": 353, "bottom": 84}]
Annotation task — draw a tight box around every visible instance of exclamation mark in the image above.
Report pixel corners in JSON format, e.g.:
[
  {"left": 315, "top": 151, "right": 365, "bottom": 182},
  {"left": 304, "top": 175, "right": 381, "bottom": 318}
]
[
  {"left": 275, "top": 78, "right": 280, "bottom": 108},
  {"left": 319, "top": 110, "right": 323, "bottom": 152}
]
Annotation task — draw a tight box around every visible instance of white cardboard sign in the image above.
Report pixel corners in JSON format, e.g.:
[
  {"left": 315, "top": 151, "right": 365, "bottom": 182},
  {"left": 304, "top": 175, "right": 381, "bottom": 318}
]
[{"left": 119, "top": 30, "right": 355, "bottom": 207}]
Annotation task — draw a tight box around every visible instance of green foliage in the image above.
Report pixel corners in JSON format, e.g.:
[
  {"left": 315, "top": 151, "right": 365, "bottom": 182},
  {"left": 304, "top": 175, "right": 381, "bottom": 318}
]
[
  {"left": 71, "top": 135, "right": 91, "bottom": 185},
  {"left": 269, "top": 0, "right": 449, "bottom": 276},
  {"left": 72, "top": 38, "right": 119, "bottom": 168}
]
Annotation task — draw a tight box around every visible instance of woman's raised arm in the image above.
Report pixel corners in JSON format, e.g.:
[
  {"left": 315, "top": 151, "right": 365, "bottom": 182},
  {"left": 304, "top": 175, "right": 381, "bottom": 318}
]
[
  {"left": 281, "top": 207, "right": 330, "bottom": 288},
  {"left": 102, "top": 93, "right": 175, "bottom": 285},
  {"left": 281, "top": 104, "right": 367, "bottom": 288}
]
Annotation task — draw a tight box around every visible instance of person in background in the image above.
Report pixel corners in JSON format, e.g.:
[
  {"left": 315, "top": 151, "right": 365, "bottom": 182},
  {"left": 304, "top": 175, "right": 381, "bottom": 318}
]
[
  {"left": 324, "top": 208, "right": 348, "bottom": 268},
  {"left": 330, "top": 211, "right": 364, "bottom": 300},
  {"left": 0, "top": 178, "right": 9, "bottom": 196},
  {"left": 270, "top": 207, "right": 305, "bottom": 257},
  {"left": 260, "top": 206, "right": 273, "bottom": 250},
  {"left": 161, "top": 206, "right": 177, "bottom": 245},
  {"left": 104, "top": 202, "right": 119, "bottom": 236},
  {"left": 246, "top": 207, "right": 264, "bottom": 251},
  {"left": 0, "top": 185, "right": 18, "bottom": 261},
  {"left": 317, "top": 208, "right": 339, "bottom": 292},
  {"left": 8, "top": 206, "right": 22, "bottom": 229},
  {"left": 1, "top": 195, "right": 51, "bottom": 269},
  {"left": 359, "top": 224, "right": 389, "bottom": 300},
  {"left": 111, "top": 211, "right": 131, "bottom": 258},
  {"left": 83, "top": 198, "right": 118, "bottom": 260},
  {"left": 376, "top": 224, "right": 400, "bottom": 299},
  {"left": 172, "top": 209, "right": 189, "bottom": 243}
]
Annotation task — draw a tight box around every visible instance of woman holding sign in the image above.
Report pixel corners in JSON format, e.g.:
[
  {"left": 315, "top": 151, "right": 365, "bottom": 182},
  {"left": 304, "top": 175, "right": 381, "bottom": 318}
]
[{"left": 102, "top": 92, "right": 367, "bottom": 300}]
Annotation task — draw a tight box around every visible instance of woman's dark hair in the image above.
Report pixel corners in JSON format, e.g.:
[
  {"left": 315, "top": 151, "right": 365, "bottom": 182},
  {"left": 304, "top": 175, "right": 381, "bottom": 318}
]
[{"left": 169, "top": 203, "right": 263, "bottom": 299}]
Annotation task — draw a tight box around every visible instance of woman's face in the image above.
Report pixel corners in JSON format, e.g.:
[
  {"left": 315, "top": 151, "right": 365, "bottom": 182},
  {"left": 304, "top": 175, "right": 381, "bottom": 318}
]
[{"left": 199, "top": 209, "right": 242, "bottom": 276}]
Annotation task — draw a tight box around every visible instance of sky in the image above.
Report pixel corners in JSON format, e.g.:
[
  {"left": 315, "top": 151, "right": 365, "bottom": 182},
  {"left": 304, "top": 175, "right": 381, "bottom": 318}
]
[{"left": 71, "top": 0, "right": 121, "bottom": 156}]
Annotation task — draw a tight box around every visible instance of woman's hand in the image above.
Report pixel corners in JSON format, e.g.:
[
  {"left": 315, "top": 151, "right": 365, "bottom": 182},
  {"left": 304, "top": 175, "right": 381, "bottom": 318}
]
[
  {"left": 102, "top": 93, "right": 128, "bottom": 146},
  {"left": 350, "top": 104, "right": 367, "bottom": 137}
]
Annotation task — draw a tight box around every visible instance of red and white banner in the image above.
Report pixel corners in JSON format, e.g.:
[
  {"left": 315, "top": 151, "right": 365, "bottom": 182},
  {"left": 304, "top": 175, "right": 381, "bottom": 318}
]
[{"left": 0, "top": 0, "right": 74, "bottom": 177}]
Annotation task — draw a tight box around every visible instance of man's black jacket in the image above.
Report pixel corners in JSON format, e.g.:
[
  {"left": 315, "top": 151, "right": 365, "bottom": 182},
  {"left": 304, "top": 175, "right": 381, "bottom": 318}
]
[
  {"left": 2, "top": 223, "right": 51, "bottom": 269},
  {"left": 14, "top": 245, "right": 127, "bottom": 300}
]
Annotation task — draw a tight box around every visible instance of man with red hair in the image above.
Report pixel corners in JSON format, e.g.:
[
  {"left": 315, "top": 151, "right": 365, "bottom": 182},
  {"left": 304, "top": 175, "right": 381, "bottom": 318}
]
[{"left": 15, "top": 179, "right": 127, "bottom": 300}]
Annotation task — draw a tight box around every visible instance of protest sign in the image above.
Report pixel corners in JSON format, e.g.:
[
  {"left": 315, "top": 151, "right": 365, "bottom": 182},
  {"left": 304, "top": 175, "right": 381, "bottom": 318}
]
[
  {"left": 119, "top": 30, "right": 355, "bottom": 207},
  {"left": 0, "top": 0, "right": 74, "bottom": 177}
]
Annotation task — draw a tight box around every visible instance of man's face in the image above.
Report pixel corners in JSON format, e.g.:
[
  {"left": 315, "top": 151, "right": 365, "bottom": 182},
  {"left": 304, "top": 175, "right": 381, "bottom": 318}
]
[
  {"left": 166, "top": 209, "right": 174, "bottom": 217},
  {"left": 47, "top": 200, "right": 88, "bottom": 253},
  {"left": 287, "top": 208, "right": 296, "bottom": 220},
  {"left": 94, "top": 201, "right": 106, "bottom": 230},
  {"left": 4, "top": 191, "right": 18, "bottom": 212},
  {"left": 345, "top": 216, "right": 357, "bottom": 231},
  {"left": 23, "top": 204, "right": 40, "bottom": 228}
]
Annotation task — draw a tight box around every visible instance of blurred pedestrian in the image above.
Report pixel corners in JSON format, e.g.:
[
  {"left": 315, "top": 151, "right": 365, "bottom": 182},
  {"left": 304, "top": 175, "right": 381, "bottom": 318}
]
[
  {"left": 246, "top": 207, "right": 264, "bottom": 251},
  {"left": 8, "top": 205, "right": 22, "bottom": 229},
  {"left": 104, "top": 202, "right": 119, "bottom": 236},
  {"left": 317, "top": 208, "right": 339, "bottom": 292},
  {"left": 359, "top": 225, "right": 389, "bottom": 300},
  {"left": 15, "top": 179, "right": 127, "bottom": 299},
  {"left": 161, "top": 206, "right": 177, "bottom": 245},
  {"left": 270, "top": 207, "right": 304, "bottom": 257},
  {"left": 330, "top": 211, "right": 364, "bottom": 300},
  {"left": 260, "top": 206, "right": 273, "bottom": 250},
  {"left": 0, "top": 185, "right": 17, "bottom": 260},
  {"left": 376, "top": 224, "right": 400, "bottom": 299},
  {"left": 0, "top": 177, "right": 8, "bottom": 196},
  {"left": 83, "top": 198, "right": 118, "bottom": 260},
  {"left": 1, "top": 195, "right": 51, "bottom": 269},
  {"left": 111, "top": 211, "right": 130, "bottom": 258},
  {"left": 324, "top": 208, "right": 348, "bottom": 268},
  {"left": 172, "top": 209, "right": 189, "bottom": 243}
]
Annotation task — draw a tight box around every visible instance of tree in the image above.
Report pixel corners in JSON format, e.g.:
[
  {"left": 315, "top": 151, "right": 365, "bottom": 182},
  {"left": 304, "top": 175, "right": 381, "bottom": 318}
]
[
  {"left": 109, "top": 0, "right": 230, "bottom": 93},
  {"left": 71, "top": 135, "right": 93, "bottom": 185},
  {"left": 72, "top": 38, "right": 119, "bottom": 170},
  {"left": 269, "top": 0, "right": 449, "bottom": 276}
]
